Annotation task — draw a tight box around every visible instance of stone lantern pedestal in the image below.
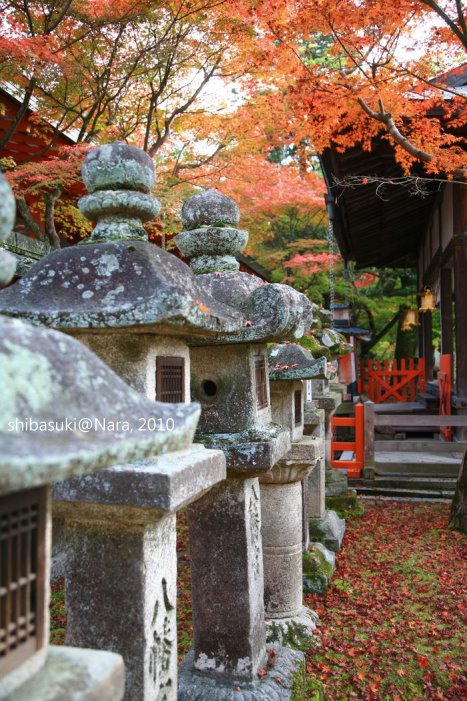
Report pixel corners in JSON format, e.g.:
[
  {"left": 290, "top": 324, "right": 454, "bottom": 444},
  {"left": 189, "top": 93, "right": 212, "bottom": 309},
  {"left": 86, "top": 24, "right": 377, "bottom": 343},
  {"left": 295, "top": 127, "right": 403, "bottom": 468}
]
[
  {"left": 53, "top": 445, "right": 225, "bottom": 701},
  {"left": 260, "top": 438, "right": 320, "bottom": 646},
  {"left": 174, "top": 191, "right": 314, "bottom": 700}
]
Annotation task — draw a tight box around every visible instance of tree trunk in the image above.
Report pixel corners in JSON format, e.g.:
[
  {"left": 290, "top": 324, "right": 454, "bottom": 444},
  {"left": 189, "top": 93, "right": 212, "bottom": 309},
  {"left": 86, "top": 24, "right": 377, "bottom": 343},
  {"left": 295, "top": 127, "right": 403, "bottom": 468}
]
[
  {"left": 44, "top": 188, "right": 62, "bottom": 249},
  {"left": 449, "top": 451, "right": 467, "bottom": 534}
]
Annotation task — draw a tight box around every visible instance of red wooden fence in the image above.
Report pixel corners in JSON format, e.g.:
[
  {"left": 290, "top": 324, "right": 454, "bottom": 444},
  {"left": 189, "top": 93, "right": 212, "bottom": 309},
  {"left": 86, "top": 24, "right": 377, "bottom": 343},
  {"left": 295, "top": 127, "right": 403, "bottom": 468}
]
[
  {"left": 358, "top": 358, "right": 426, "bottom": 403},
  {"left": 438, "top": 354, "right": 452, "bottom": 442},
  {"left": 330, "top": 402, "right": 365, "bottom": 478}
]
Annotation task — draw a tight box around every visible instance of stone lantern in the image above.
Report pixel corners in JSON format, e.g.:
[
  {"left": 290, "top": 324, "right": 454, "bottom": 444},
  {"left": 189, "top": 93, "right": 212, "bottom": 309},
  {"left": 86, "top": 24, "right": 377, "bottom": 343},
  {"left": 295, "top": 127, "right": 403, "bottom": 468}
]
[
  {"left": 0, "top": 146, "right": 240, "bottom": 701},
  {"left": 174, "top": 190, "right": 314, "bottom": 699},
  {"left": 0, "top": 172, "right": 201, "bottom": 700},
  {"left": 259, "top": 343, "right": 327, "bottom": 645}
]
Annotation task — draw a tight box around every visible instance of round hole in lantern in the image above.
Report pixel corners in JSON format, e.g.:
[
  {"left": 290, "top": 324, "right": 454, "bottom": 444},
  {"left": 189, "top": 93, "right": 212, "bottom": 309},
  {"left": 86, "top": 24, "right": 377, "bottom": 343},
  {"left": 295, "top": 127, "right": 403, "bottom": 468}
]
[{"left": 202, "top": 379, "right": 218, "bottom": 397}]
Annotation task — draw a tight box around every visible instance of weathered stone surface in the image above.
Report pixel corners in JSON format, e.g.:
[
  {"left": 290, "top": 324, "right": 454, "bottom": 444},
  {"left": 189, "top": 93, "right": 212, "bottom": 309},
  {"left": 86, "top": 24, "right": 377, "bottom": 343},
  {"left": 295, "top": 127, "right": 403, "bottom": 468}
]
[
  {"left": 261, "top": 481, "right": 303, "bottom": 619},
  {"left": 259, "top": 436, "right": 320, "bottom": 644},
  {"left": 178, "top": 645, "right": 304, "bottom": 701},
  {"left": 82, "top": 142, "right": 155, "bottom": 194},
  {"left": 325, "top": 467, "right": 349, "bottom": 497},
  {"left": 303, "top": 543, "right": 336, "bottom": 595},
  {"left": 0, "top": 247, "right": 16, "bottom": 287},
  {"left": 309, "top": 509, "right": 346, "bottom": 553},
  {"left": 0, "top": 171, "right": 17, "bottom": 286},
  {"left": 269, "top": 379, "right": 304, "bottom": 443},
  {"left": 308, "top": 458, "right": 326, "bottom": 520},
  {"left": 0, "top": 240, "right": 243, "bottom": 335},
  {"left": 187, "top": 478, "right": 266, "bottom": 681},
  {"left": 175, "top": 226, "right": 248, "bottom": 274},
  {"left": 181, "top": 189, "right": 240, "bottom": 229},
  {"left": 0, "top": 171, "right": 15, "bottom": 242},
  {"left": 1, "top": 646, "right": 124, "bottom": 701},
  {"left": 0, "top": 315, "right": 199, "bottom": 494},
  {"left": 53, "top": 445, "right": 226, "bottom": 517},
  {"left": 191, "top": 344, "right": 271, "bottom": 433},
  {"left": 268, "top": 344, "right": 328, "bottom": 381},
  {"left": 313, "top": 391, "right": 342, "bottom": 413},
  {"left": 278, "top": 436, "right": 320, "bottom": 465},
  {"left": 198, "top": 427, "right": 291, "bottom": 476},
  {"left": 266, "top": 608, "right": 318, "bottom": 649},
  {"left": 64, "top": 515, "right": 175, "bottom": 701}
]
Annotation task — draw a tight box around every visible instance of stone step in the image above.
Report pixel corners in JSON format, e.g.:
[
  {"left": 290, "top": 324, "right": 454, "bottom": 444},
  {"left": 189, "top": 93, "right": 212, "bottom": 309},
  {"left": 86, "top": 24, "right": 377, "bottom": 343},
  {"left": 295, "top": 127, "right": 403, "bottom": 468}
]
[
  {"left": 375, "top": 451, "right": 461, "bottom": 476},
  {"left": 354, "top": 484, "right": 454, "bottom": 499},
  {"left": 353, "top": 475, "right": 457, "bottom": 491},
  {"left": 375, "top": 440, "right": 466, "bottom": 453}
]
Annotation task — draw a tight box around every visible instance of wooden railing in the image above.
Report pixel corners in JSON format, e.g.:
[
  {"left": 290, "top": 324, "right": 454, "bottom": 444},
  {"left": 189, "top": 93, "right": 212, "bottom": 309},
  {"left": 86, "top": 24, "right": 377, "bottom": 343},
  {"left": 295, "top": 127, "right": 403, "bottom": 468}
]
[
  {"left": 330, "top": 403, "right": 365, "bottom": 478},
  {"left": 358, "top": 358, "right": 425, "bottom": 403},
  {"left": 363, "top": 402, "right": 467, "bottom": 467}
]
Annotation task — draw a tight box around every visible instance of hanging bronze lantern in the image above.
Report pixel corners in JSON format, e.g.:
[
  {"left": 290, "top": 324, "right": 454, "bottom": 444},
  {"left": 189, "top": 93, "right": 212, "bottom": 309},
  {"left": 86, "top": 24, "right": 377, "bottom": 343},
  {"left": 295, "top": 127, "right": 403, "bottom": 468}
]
[
  {"left": 401, "top": 307, "right": 419, "bottom": 331},
  {"left": 419, "top": 286, "right": 436, "bottom": 313}
]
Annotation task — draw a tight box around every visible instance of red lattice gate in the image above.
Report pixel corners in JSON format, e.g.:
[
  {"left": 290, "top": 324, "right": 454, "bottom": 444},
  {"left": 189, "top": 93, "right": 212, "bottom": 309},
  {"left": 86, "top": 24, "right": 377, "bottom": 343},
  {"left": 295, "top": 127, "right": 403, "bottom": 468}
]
[{"left": 358, "top": 358, "right": 426, "bottom": 403}]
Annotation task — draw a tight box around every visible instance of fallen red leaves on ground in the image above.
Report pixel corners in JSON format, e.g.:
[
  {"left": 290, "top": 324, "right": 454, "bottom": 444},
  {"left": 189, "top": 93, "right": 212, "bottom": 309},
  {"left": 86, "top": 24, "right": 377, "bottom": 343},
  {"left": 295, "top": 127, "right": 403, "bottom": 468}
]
[{"left": 304, "top": 500, "right": 467, "bottom": 701}]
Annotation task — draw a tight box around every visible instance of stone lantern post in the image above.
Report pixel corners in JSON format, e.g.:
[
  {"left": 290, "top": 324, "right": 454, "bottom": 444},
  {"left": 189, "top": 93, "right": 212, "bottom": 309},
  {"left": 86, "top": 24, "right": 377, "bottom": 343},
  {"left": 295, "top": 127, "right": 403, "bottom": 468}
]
[
  {"left": 0, "top": 146, "right": 244, "bottom": 701},
  {"left": 174, "top": 190, "right": 314, "bottom": 699},
  {"left": 0, "top": 172, "right": 200, "bottom": 700},
  {"left": 261, "top": 343, "right": 327, "bottom": 645}
]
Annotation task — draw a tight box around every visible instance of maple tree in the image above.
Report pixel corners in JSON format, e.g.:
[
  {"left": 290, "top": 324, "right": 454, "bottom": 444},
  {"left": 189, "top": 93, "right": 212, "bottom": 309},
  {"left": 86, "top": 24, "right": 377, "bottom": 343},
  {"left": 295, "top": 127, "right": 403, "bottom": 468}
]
[
  {"left": 0, "top": 0, "right": 278, "bottom": 241},
  {"left": 238, "top": 0, "right": 466, "bottom": 178}
]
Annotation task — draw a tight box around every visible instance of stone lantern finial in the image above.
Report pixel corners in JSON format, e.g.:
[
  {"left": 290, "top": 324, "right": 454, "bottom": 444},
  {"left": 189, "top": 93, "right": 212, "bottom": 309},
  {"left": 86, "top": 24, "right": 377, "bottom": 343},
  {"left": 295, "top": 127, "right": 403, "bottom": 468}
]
[
  {"left": 0, "top": 171, "right": 17, "bottom": 286},
  {"left": 175, "top": 188, "right": 248, "bottom": 274},
  {"left": 79, "top": 142, "right": 160, "bottom": 244}
]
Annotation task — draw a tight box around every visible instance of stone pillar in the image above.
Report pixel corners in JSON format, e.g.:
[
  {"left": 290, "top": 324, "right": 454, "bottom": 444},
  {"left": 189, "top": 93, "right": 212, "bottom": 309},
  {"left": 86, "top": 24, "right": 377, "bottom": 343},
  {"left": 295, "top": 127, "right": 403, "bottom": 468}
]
[
  {"left": 259, "top": 437, "right": 320, "bottom": 647},
  {"left": 179, "top": 476, "right": 304, "bottom": 700},
  {"left": 54, "top": 446, "right": 226, "bottom": 701},
  {"left": 187, "top": 478, "right": 265, "bottom": 678},
  {"left": 307, "top": 455, "right": 325, "bottom": 520},
  {"left": 64, "top": 513, "right": 177, "bottom": 700}
]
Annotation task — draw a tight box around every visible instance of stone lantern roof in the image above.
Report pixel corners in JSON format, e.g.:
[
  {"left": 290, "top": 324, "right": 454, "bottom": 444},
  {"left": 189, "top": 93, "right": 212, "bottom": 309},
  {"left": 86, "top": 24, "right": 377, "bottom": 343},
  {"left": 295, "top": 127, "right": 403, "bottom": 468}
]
[
  {"left": 268, "top": 343, "right": 329, "bottom": 381},
  {"left": 0, "top": 145, "right": 242, "bottom": 336},
  {"left": 0, "top": 170, "right": 200, "bottom": 495},
  {"left": 0, "top": 146, "right": 312, "bottom": 344},
  {"left": 0, "top": 315, "right": 200, "bottom": 494},
  {"left": 175, "top": 189, "right": 313, "bottom": 343}
]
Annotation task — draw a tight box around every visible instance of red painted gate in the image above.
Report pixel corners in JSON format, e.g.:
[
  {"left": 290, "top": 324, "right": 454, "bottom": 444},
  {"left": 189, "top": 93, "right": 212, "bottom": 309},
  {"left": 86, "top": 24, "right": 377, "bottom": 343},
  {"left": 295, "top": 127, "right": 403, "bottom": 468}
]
[
  {"left": 358, "top": 358, "right": 426, "bottom": 403},
  {"left": 330, "top": 403, "right": 365, "bottom": 478},
  {"left": 438, "top": 354, "right": 452, "bottom": 442}
]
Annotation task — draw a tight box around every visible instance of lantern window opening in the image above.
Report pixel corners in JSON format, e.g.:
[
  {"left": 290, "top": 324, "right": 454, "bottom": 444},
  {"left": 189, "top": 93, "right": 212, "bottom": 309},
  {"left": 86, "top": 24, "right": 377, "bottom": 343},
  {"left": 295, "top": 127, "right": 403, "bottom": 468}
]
[
  {"left": 294, "top": 390, "right": 302, "bottom": 426},
  {"left": 156, "top": 356, "right": 185, "bottom": 403},
  {"left": 254, "top": 355, "right": 268, "bottom": 410},
  {"left": 0, "top": 487, "right": 47, "bottom": 677}
]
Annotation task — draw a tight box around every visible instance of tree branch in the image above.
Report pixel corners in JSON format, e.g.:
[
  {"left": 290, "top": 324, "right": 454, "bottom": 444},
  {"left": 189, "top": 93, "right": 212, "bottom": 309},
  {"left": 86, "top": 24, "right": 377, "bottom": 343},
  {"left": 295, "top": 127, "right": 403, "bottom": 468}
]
[
  {"left": 419, "top": 0, "right": 467, "bottom": 49},
  {"left": 15, "top": 196, "right": 47, "bottom": 243},
  {"left": 44, "top": 187, "right": 63, "bottom": 248}
]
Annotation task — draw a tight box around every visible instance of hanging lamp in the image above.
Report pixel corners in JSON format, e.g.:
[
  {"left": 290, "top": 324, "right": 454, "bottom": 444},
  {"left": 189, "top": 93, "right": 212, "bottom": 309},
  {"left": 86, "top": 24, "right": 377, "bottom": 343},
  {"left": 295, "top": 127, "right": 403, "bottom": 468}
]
[
  {"left": 419, "top": 286, "right": 436, "bottom": 313},
  {"left": 401, "top": 307, "right": 419, "bottom": 331}
]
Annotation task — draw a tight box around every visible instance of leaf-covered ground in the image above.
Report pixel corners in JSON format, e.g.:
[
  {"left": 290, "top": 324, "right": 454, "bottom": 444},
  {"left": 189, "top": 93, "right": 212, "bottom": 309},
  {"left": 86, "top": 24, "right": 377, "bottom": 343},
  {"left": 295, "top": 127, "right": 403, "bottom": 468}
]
[
  {"left": 51, "top": 501, "right": 466, "bottom": 700},
  {"left": 304, "top": 501, "right": 467, "bottom": 701}
]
